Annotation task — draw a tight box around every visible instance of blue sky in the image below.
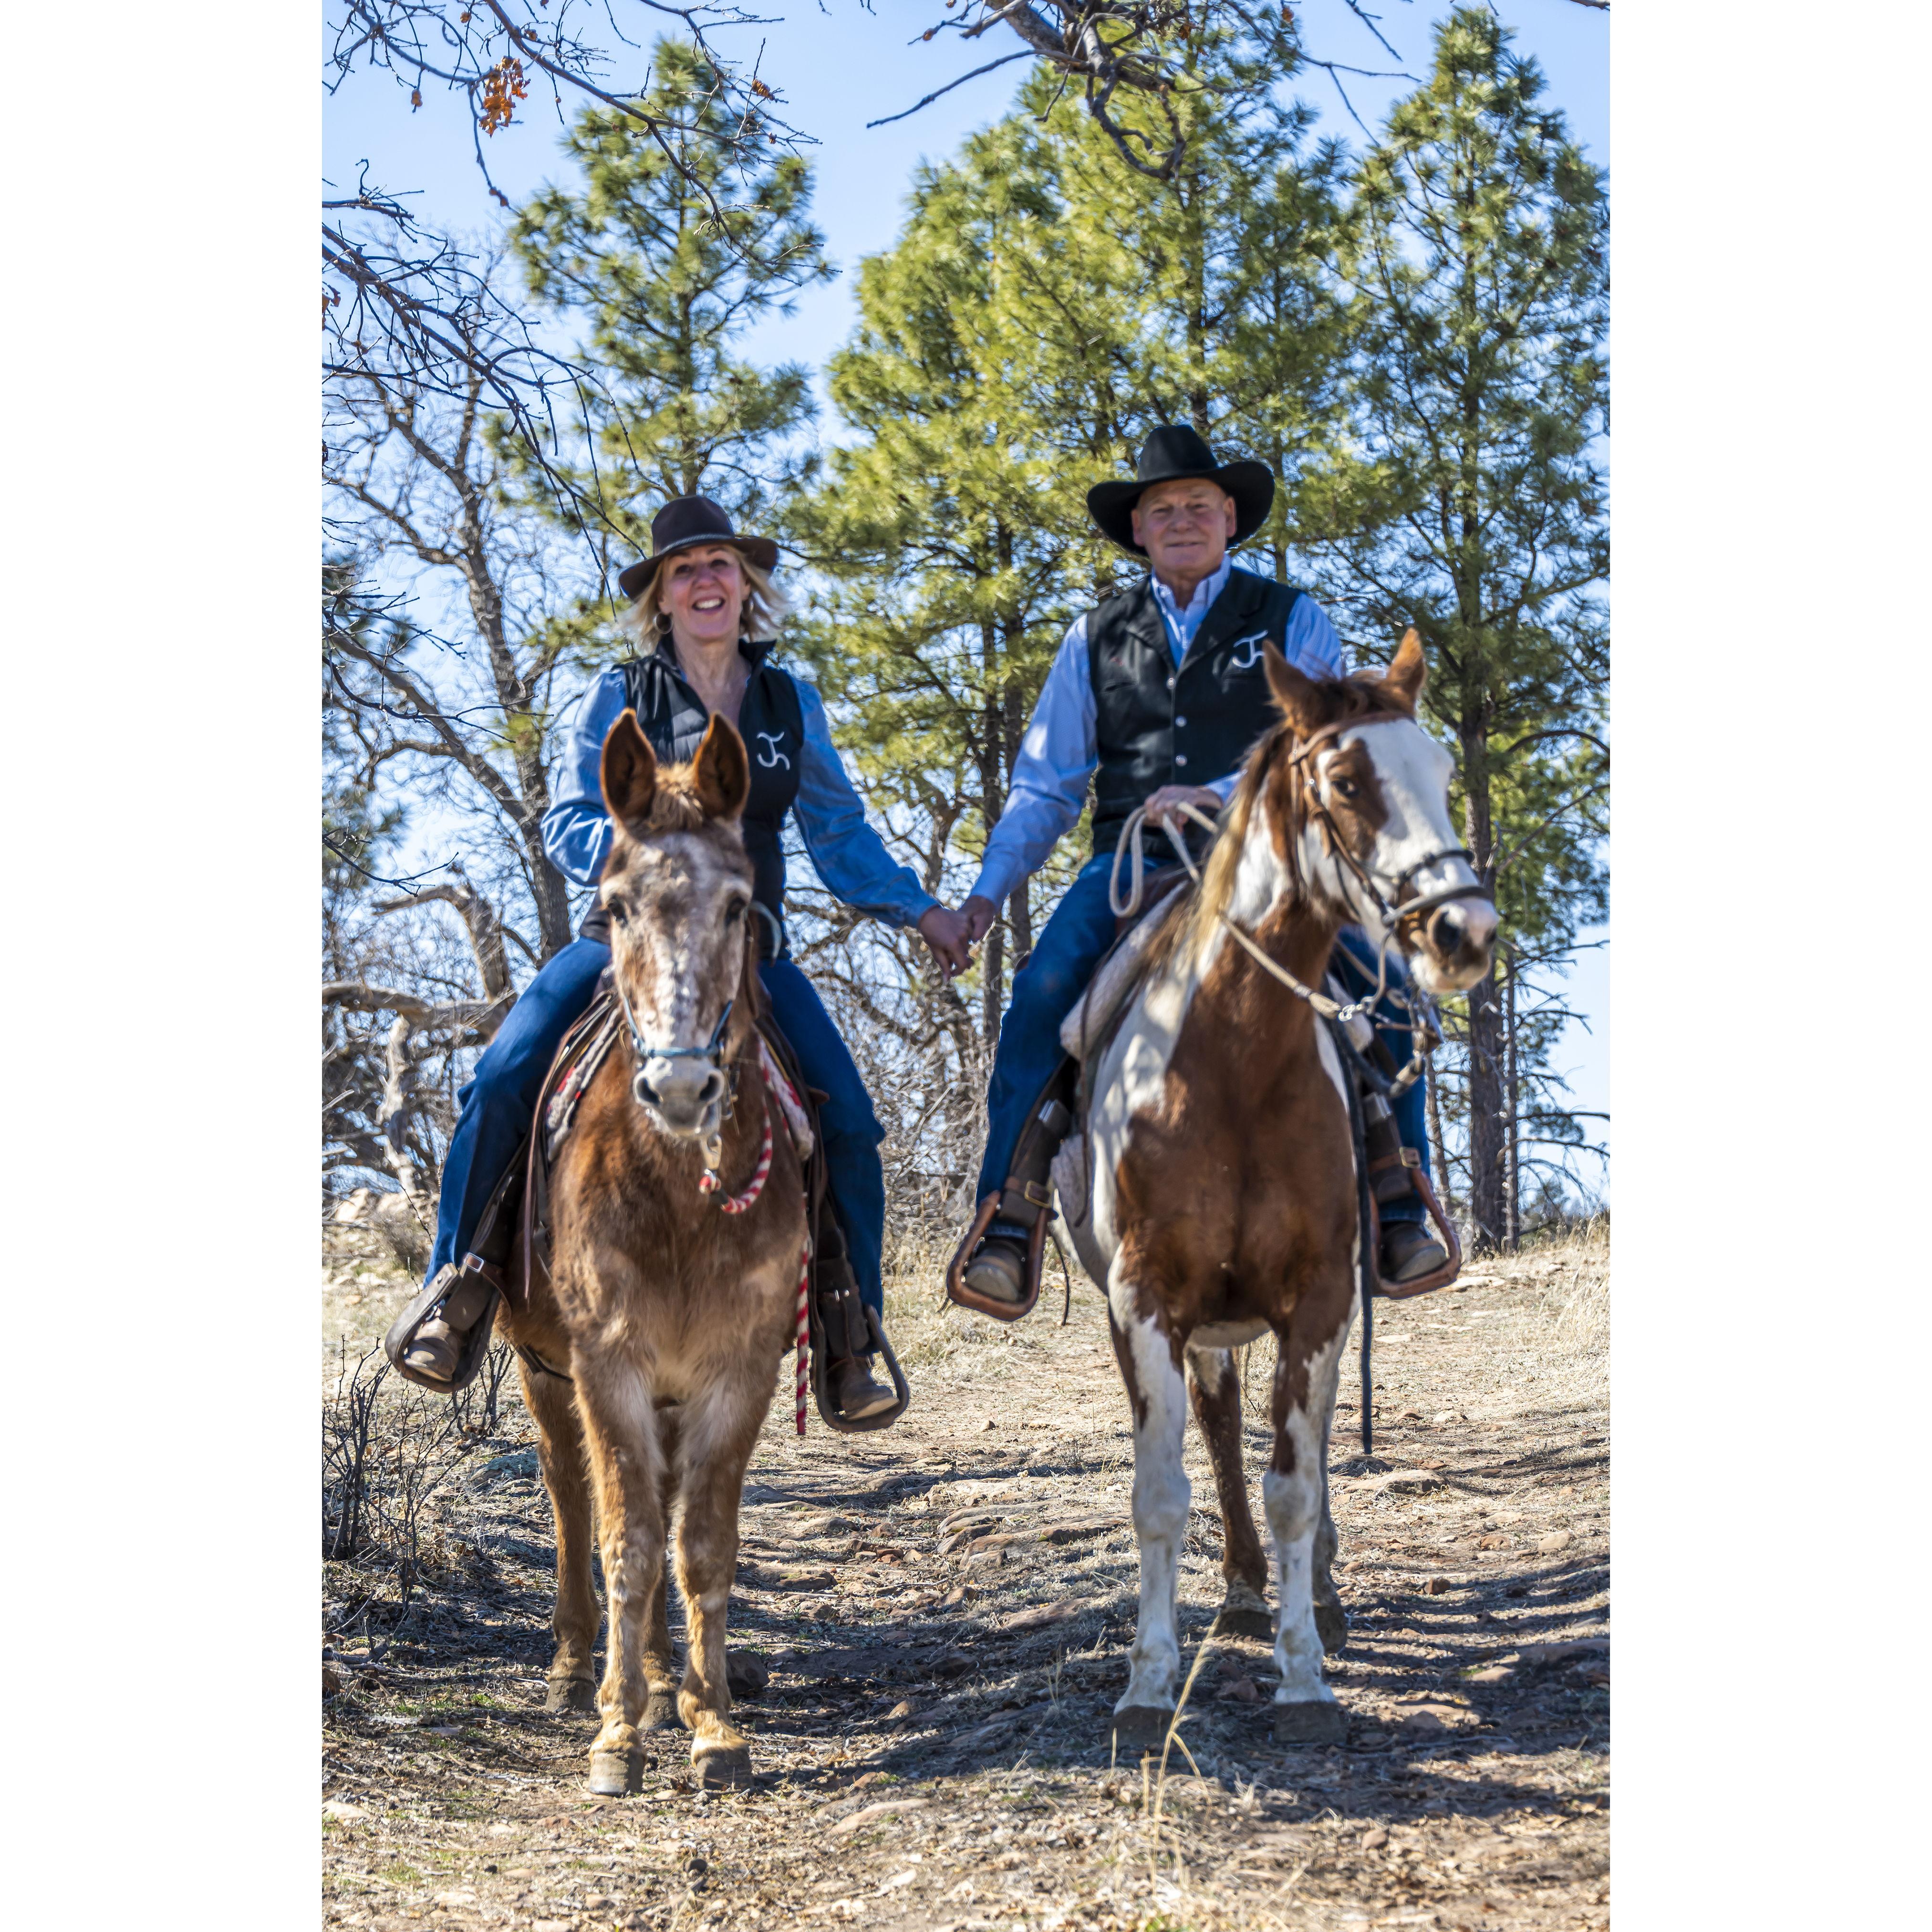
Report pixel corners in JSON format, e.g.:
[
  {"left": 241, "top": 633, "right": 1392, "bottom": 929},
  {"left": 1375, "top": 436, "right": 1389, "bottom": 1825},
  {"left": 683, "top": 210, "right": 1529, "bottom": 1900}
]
[{"left": 325, "top": 0, "right": 1610, "bottom": 1201}]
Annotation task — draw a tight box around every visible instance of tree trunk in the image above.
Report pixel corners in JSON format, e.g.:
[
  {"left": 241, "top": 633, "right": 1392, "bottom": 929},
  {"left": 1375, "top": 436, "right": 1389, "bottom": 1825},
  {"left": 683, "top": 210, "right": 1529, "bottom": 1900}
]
[
  {"left": 1504, "top": 949, "right": 1520, "bottom": 1250},
  {"left": 1426, "top": 1055, "right": 1449, "bottom": 1218},
  {"left": 980, "top": 923, "right": 1006, "bottom": 1050},
  {"left": 1465, "top": 969, "right": 1507, "bottom": 1254}
]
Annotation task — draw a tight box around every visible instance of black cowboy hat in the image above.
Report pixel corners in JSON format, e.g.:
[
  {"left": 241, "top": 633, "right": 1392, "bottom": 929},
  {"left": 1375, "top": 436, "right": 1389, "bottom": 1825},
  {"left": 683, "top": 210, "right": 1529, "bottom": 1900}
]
[
  {"left": 1085, "top": 424, "right": 1276, "bottom": 556},
  {"left": 616, "top": 495, "right": 781, "bottom": 602}
]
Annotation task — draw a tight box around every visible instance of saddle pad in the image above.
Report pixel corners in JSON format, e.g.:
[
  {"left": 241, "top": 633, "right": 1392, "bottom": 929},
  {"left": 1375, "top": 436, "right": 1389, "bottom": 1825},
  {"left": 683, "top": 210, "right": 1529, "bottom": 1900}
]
[
  {"left": 1059, "top": 893, "right": 1185, "bottom": 1061},
  {"left": 542, "top": 991, "right": 624, "bottom": 1164}
]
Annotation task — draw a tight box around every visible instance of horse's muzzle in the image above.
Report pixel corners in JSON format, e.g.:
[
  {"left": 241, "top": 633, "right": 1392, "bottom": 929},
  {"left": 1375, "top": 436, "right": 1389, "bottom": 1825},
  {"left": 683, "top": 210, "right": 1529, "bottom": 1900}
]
[
  {"left": 1411, "top": 897, "right": 1500, "bottom": 993},
  {"left": 634, "top": 1060, "right": 729, "bottom": 1138}
]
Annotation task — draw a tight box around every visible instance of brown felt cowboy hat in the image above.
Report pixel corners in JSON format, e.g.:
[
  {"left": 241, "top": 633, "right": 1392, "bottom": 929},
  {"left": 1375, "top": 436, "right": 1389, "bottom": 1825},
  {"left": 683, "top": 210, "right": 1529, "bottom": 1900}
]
[
  {"left": 1086, "top": 424, "right": 1276, "bottom": 556},
  {"left": 616, "top": 496, "right": 780, "bottom": 602}
]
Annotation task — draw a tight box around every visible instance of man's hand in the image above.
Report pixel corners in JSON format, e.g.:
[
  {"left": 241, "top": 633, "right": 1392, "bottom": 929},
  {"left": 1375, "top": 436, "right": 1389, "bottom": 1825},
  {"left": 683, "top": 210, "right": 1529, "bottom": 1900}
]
[
  {"left": 1143, "top": 784, "right": 1225, "bottom": 831},
  {"left": 959, "top": 894, "right": 1000, "bottom": 945},
  {"left": 917, "top": 903, "right": 976, "bottom": 979}
]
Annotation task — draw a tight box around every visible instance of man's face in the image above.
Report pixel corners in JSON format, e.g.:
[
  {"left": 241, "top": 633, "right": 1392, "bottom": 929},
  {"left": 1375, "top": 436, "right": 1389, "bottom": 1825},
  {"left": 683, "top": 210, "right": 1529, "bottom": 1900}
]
[{"left": 1131, "top": 478, "right": 1237, "bottom": 584}]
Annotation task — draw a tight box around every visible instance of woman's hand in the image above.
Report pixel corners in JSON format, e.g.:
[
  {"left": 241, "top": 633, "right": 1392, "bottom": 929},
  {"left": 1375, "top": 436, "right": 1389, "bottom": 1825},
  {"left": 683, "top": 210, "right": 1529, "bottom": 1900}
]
[{"left": 917, "top": 904, "right": 976, "bottom": 979}]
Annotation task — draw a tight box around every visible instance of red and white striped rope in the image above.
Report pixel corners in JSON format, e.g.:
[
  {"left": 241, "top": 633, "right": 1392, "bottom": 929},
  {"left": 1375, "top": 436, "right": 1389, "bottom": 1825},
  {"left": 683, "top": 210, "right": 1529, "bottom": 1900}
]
[
  {"left": 700, "top": 1099, "right": 775, "bottom": 1214},
  {"left": 692, "top": 1047, "right": 812, "bottom": 1433}
]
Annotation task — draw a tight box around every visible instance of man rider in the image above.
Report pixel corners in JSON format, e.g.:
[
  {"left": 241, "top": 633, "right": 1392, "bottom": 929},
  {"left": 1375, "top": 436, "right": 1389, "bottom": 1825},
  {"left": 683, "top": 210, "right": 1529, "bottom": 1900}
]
[{"left": 955, "top": 424, "right": 1449, "bottom": 1306}]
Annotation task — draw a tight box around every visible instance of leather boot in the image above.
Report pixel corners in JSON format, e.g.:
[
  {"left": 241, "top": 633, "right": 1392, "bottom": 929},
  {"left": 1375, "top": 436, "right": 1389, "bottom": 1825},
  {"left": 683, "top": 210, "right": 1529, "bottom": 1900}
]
[
  {"left": 397, "top": 1265, "right": 494, "bottom": 1387},
  {"left": 961, "top": 1228, "right": 1029, "bottom": 1304},
  {"left": 830, "top": 1355, "right": 897, "bottom": 1422},
  {"left": 1380, "top": 1220, "right": 1448, "bottom": 1286}
]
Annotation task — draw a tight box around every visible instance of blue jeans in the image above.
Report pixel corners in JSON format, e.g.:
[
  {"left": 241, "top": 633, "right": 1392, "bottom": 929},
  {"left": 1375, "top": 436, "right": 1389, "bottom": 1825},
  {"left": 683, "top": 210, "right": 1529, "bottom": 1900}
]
[
  {"left": 426, "top": 941, "right": 888, "bottom": 1317},
  {"left": 974, "top": 853, "right": 1430, "bottom": 1223}
]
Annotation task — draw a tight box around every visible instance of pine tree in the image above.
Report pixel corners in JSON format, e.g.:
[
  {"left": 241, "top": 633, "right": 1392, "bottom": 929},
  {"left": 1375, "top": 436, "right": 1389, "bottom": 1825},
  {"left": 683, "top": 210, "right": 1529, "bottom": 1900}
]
[
  {"left": 1304, "top": 7, "right": 1609, "bottom": 1245},
  {"left": 778, "top": 40, "right": 1350, "bottom": 1204},
  {"left": 506, "top": 39, "right": 834, "bottom": 578}
]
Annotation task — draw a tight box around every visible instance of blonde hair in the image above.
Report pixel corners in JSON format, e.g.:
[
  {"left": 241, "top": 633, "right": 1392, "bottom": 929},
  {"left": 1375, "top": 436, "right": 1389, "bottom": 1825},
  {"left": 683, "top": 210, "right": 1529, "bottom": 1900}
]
[{"left": 618, "top": 544, "right": 792, "bottom": 652}]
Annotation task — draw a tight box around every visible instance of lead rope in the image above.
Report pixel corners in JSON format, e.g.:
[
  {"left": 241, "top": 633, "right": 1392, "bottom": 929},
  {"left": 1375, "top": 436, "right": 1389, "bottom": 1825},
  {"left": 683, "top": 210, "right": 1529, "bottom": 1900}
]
[
  {"left": 691, "top": 1039, "right": 815, "bottom": 1435},
  {"left": 1328, "top": 1014, "right": 1380, "bottom": 1457},
  {"left": 794, "top": 1233, "right": 811, "bottom": 1436}
]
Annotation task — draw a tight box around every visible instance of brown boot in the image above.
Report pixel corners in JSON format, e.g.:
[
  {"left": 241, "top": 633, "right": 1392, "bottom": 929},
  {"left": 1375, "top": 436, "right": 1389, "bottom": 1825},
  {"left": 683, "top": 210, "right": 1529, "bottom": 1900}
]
[
  {"left": 830, "top": 1355, "right": 897, "bottom": 1423},
  {"left": 1379, "top": 1220, "right": 1448, "bottom": 1286},
  {"left": 961, "top": 1234, "right": 1028, "bottom": 1305},
  {"left": 391, "top": 1264, "right": 495, "bottom": 1388}
]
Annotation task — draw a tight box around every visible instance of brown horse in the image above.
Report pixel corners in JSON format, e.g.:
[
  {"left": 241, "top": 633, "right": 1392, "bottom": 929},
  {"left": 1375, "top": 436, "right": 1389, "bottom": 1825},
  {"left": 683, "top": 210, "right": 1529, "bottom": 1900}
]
[
  {"left": 1054, "top": 633, "right": 1499, "bottom": 1745},
  {"left": 496, "top": 710, "right": 808, "bottom": 1794}
]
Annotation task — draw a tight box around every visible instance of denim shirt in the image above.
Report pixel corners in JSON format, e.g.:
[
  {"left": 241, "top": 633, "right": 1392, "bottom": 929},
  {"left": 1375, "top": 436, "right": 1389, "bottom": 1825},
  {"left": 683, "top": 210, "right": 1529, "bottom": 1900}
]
[{"left": 542, "top": 661, "right": 938, "bottom": 930}]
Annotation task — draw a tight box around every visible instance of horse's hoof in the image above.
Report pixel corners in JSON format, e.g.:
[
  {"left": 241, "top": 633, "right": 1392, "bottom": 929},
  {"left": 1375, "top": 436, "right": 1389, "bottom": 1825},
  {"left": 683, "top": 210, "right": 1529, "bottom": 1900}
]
[
  {"left": 545, "top": 1676, "right": 597, "bottom": 1714},
  {"left": 1210, "top": 1603, "right": 1275, "bottom": 1641},
  {"left": 1111, "top": 1705, "right": 1176, "bottom": 1752},
  {"left": 1273, "top": 1698, "right": 1347, "bottom": 1746},
  {"left": 587, "top": 1747, "right": 645, "bottom": 1796},
  {"left": 641, "top": 1689, "right": 682, "bottom": 1732},
  {"left": 1315, "top": 1603, "right": 1349, "bottom": 1656},
  {"left": 695, "top": 1744, "right": 752, "bottom": 1790}
]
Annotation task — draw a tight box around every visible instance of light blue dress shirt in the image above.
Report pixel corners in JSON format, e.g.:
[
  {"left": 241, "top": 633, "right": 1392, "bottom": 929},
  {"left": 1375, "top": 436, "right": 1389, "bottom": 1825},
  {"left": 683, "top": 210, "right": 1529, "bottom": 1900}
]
[
  {"left": 969, "top": 565, "right": 1347, "bottom": 909},
  {"left": 542, "top": 659, "right": 939, "bottom": 930}
]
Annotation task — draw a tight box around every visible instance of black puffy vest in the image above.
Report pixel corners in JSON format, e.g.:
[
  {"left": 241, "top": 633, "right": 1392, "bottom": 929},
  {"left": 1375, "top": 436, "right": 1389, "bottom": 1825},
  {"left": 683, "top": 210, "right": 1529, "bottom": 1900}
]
[
  {"left": 576, "top": 643, "right": 804, "bottom": 959},
  {"left": 1088, "top": 568, "right": 1304, "bottom": 859}
]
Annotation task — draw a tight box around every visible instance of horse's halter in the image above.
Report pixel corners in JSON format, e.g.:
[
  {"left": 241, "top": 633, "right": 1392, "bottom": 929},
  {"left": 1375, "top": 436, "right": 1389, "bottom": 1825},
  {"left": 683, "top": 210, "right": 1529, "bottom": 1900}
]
[
  {"left": 1285, "top": 714, "right": 1489, "bottom": 938},
  {"left": 1108, "top": 706, "right": 1490, "bottom": 1095},
  {"left": 612, "top": 970, "right": 737, "bottom": 1118}
]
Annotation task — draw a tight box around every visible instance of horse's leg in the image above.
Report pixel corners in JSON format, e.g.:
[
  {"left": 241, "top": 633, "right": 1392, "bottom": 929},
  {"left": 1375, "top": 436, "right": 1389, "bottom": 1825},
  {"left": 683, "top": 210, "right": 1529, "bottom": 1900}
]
[
  {"left": 1266, "top": 1302, "right": 1351, "bottom": 1745},
  {"left": 638, "top": 1408, "right": 683, "bottom": 1732},
  {"left": 573, "top": 1350, "right": 670, "bottom": 1795},
  {"left": 669, "top": 1371, "right": 767, "bottom": 1789},
  {"left": 1107, "top": 1267, "right": 1191, "bottom": 1750},
  {"left": 1312, "top": 1404, "right": 1348, "bottom": 1655},
  {"left": 1188, "top": 1344, "right": 1272, "bottom": 1641},
  {"left": 517, "top": 1357, "right": 601, "bottom": 1714}
]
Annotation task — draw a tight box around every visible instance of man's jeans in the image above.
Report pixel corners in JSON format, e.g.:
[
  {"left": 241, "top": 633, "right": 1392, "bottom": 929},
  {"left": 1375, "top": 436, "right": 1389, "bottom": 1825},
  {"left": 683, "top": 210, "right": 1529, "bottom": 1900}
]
[
  {"left": 975, "top": 852, "right": 1431, "bottom": 1222},
  {"left": 426, "top": 939, "right": 889, "bottom": 1317}
]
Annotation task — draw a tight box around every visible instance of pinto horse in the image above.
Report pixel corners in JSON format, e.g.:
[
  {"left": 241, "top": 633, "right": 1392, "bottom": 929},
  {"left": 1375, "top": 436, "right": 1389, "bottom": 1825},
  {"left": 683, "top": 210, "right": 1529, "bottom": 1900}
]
[
  {"left": 496, "top": 711, "right": 808, "bottom": 1794},
  {"left": 1060, "top": 632, "right": 1498, "bottom": 1746}
]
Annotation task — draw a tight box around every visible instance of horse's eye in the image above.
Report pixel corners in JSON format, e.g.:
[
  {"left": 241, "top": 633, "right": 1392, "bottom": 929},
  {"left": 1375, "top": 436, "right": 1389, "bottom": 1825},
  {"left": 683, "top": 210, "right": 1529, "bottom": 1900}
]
[
  {"left": 1331, "top": 776, "right": 1360, "bottom": 801},
  {"left": 606, "top": 898, "right": 628, "bottom": 924}
]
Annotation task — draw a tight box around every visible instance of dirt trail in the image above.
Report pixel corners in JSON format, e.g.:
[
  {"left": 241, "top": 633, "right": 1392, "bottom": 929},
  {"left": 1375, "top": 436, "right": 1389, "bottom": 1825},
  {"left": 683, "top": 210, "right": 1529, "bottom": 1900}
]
[{"left": 322, "top": 1227, "right": 1609, "bottom": 1931}]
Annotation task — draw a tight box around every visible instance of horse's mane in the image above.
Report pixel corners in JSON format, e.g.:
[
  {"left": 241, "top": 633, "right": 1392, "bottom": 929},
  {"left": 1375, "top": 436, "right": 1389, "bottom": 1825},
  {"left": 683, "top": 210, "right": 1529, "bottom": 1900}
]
[
  {"left": 1151, "top": 669, "right": 1413, "bottom": 979},
  {"left": 614, "top": 762, "right": 742, "bottom": 842}
]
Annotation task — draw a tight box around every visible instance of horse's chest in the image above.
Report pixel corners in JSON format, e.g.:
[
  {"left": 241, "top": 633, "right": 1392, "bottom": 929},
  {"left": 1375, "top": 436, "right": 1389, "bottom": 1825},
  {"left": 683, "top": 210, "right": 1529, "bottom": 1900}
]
[{"left": 1081, "top": 978, "right": 1353, "bottom": 1288}]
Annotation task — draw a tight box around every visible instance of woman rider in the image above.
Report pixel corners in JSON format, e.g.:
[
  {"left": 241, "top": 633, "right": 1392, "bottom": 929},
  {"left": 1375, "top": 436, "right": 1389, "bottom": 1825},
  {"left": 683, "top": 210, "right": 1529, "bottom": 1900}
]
[{"left": 387, "top": 497, "right": 976, "bottom": 1422}]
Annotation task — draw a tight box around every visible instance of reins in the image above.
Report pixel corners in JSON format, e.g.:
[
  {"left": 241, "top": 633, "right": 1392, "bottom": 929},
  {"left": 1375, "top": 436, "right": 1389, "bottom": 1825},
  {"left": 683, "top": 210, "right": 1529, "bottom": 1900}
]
[{"left": 1106, "top": 709, "right": 1483, "bottom": 1099}]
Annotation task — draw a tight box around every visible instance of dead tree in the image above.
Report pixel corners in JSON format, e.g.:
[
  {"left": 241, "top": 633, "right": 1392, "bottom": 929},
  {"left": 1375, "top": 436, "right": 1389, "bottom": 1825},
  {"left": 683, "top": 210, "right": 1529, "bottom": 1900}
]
[{"left": 326, "top": 324, "right": 581, "bottom": 960}]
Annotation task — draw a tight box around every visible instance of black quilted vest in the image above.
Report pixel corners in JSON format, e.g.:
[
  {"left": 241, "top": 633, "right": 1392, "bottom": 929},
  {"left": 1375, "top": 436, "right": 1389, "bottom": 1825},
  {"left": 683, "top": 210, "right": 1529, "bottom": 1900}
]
[
  {"left": 576, "top": 643, "right": 804, "bottom": 959},
  {"left": 1087, "top": 568, "right": 1305, "bottom": 859}
]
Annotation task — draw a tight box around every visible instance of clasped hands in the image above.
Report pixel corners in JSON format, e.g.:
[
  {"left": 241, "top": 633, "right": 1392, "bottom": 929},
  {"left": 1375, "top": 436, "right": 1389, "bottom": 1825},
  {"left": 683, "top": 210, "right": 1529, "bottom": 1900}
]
[{"left": 914, "top": 784, "right": 1222, "bottom": 981}]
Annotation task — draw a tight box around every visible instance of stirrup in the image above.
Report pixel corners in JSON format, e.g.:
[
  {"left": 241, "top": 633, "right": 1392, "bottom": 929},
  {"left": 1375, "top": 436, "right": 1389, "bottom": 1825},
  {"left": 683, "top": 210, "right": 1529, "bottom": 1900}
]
[
  {"left": 1369, "top": 1166, "right": 1463, "bottom": 1299},
  {"left": 945, "top": 1193, "right": 1048, "bottom": 1322},
  {"left": 383, "top": 1254, "right": 504, "bottom": 1393},
  {"left": 808, "top": 1300, "right": 910, "bottom": 1433}
]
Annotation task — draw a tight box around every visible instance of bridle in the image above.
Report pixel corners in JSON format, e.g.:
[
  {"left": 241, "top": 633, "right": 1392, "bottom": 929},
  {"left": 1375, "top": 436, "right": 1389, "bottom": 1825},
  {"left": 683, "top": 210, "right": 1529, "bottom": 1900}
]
[
  {"left": 610, "top": 967, "right": 738, "bottom": 1119},
  {"left": 1109, "top": 708, "right": 1493, "bottom": 1093},
  {"left": 1284, "top": 714, "right": 1490, "bottom": 935}
]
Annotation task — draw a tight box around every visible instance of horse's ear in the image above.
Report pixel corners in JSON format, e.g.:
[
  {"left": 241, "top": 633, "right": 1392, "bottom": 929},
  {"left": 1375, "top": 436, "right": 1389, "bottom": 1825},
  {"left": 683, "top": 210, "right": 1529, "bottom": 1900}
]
[
  {"left": 693, "top": 714, "right": 751, "bottom": 821},
  {"left": 1265, "top": 643, "right": 1324, "bottom": 735},
  {"left": 1382, "top": 628, "right": 1427, "bottom": 711},
  {"left": 600, "top": 708, "right": 658, "bottom": 835}
]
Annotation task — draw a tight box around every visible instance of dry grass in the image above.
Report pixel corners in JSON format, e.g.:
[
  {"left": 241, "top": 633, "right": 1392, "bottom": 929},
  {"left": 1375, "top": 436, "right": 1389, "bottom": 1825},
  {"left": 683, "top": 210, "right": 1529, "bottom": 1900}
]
[{"left": 322, "top": 1217, "right": 1610, "bottom": 1932}]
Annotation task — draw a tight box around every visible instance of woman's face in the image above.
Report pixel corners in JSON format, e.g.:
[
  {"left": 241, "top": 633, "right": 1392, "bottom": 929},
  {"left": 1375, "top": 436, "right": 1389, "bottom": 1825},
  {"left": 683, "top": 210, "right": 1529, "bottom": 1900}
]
[{"left": 660, "top": 546, "right": 746, "bottom": 652}]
